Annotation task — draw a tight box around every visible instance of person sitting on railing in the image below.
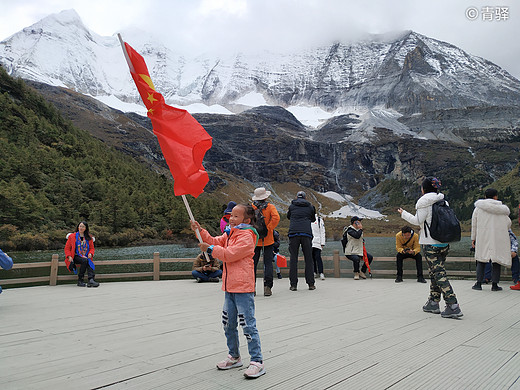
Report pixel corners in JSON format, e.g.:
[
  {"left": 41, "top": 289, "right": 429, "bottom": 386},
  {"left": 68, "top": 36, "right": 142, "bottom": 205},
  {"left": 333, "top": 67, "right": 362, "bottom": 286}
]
[
  {"left": 192, "top": 252, "right": 222, "bottom": 282},
  {"left": 343, "top": 216, "right": 373, "bottom": 280},
  {"left": 64, "top": 221, "right": 99, "bottom": 288},
  {"left": 0, "top": 248, "right": 14, "bottom": 294},
  {"left": 395, "top": 226, "right": 426, "bottom": 283}
]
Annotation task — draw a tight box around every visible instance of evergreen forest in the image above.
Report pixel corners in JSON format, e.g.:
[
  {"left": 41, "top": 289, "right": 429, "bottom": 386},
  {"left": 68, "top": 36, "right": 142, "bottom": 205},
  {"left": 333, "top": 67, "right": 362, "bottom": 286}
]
[{"left": 0, "top": 67, "right": 221, "bottom": 250}]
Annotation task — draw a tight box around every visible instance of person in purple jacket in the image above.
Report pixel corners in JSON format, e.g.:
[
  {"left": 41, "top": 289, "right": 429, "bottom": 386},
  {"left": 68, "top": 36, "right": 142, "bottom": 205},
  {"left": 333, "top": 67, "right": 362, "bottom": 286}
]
[{"left": 0, "top": 248, "right": 14, "bottom": 293}]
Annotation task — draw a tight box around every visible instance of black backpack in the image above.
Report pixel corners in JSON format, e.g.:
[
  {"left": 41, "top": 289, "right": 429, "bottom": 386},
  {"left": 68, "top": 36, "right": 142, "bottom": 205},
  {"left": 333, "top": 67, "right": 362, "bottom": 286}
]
[
  {"left": 254, "top": 203, "right": 269, "bottom": 240},
  {"left": 341, "top": 227, "right": 349, "bottom": 251},
  {"left": 424, "top": 200, "right": 461, "bottom": 243}
]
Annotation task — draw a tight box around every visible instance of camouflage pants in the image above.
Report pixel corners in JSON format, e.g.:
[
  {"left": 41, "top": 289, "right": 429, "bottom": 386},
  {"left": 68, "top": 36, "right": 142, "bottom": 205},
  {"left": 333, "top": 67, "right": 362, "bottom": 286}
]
[{"left": 423, "top": 245, "right": 458, "bottom": 305}]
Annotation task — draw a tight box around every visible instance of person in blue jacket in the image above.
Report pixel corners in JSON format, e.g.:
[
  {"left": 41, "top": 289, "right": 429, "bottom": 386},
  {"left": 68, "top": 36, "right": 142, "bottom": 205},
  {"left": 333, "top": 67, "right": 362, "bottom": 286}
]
[{"left": 0, "top": 248, "right": 14, "bottom": 293}]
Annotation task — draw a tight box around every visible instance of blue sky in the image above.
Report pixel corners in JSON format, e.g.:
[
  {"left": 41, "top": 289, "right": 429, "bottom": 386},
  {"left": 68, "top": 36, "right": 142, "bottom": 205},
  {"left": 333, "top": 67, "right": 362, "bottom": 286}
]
[{"left": 1, "top": 0, "right": 519, "bottom": 79}]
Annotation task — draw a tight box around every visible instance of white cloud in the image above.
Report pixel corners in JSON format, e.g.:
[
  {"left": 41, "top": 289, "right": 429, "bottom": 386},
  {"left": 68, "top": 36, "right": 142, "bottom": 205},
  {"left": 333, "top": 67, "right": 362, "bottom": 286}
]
[{"left": 0, "top": 0, "right": 519, "bottom": 79}]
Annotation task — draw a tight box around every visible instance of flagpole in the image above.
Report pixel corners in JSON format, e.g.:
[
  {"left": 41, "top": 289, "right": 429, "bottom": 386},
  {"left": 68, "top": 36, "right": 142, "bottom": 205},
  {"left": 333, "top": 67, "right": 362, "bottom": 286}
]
[
  {"left": 118, "top": 35, "right": 211, "bottom": 263},
  {"left": 182, "top": 195, "right": 211, "bottom": 262},
  {"left": 117, "top": 33, "right": 134, "bottom": 73}
]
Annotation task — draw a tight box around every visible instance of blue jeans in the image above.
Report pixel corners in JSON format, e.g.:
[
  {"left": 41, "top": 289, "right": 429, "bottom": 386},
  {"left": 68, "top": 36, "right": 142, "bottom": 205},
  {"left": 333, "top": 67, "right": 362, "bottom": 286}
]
[
  {"left": 222, "top": 292, "right": 263, "bottom": 363},
  {"left": 511, "top": 255, "right": 519, "bottom": 283},
  {"left": 192, "top": 269, "right": 222, "bottom": 281}
]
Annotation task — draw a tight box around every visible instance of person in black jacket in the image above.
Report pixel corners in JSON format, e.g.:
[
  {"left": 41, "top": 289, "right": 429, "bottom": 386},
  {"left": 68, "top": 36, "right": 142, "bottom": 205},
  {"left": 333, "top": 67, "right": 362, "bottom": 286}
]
[{"left": 287, "top": 191, "right": 316, "bottom": 291}]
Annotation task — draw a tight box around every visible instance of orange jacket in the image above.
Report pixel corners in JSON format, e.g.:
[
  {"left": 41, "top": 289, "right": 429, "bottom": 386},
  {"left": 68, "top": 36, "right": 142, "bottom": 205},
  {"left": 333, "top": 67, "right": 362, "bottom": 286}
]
[
  {"left": 64, "top": 233, "right": 95, "bottom": 259},
  {"left": 200, "top": 227, "right": 257, "bottom": 293},
  {"left": 252, "top": 202, "right": 280, "bottom": 246}
]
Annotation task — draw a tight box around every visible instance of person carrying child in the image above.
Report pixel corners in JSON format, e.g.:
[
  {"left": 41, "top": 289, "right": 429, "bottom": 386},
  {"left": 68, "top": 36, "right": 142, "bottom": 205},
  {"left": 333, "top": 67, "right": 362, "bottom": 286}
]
[{"left": 190, "top": 204, "right": 265, "bottom": 379}]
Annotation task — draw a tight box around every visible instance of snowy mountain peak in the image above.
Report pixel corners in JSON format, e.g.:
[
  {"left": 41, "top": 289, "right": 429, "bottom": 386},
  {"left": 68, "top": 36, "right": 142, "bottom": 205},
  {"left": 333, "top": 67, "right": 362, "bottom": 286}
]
[{"left": 1, "top": 10, "right": 519, "bottom": 142}]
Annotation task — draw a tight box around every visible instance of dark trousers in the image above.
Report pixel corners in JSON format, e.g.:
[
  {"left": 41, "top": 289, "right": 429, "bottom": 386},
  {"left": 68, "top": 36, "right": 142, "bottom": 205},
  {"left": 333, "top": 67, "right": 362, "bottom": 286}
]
[
  {"left": 312, "top": 247, "right": 324, "bottom": 274},
  {"left": 512, "top": 255, "right": 520, "bottom": 283},
  {"left": 476, "top": 261, "right": 501, "bottom": 283},
  {"left": 192, "top": 269, "right": 222, "bottom": 281},
  {"left": 253, "top": 245, "right": 274, "bottom": 288},
  {"left": 346, "top": 254, "right": 373, "bottom": 273},
  {"left": 73, "top": 255, "right": 95, "bottom": 281},
  {"left": 289, "top": 236, "right": 314, "bottom": 287},
  {"left": 396, "top": 252, "right": 424, "bottom": 278}
]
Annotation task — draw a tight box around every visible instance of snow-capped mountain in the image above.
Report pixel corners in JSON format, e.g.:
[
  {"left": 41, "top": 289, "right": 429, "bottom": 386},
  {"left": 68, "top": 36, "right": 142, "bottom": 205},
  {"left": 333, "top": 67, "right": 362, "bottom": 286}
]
[{"left": 1, "top": 9, "right": 520, "bottom": 139}]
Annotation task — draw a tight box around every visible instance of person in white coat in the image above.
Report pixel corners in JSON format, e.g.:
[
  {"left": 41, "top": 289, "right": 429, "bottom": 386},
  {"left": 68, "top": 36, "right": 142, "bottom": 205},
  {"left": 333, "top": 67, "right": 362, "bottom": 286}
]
[
  {"left": 398, "top": 177, "right": 463, "bottom": 319},
  {"left": 311, "top": 214, "right": 326, "bottom": 280},
  {"left": 471, "top": 188, "right": 511, "bottom": 291}
]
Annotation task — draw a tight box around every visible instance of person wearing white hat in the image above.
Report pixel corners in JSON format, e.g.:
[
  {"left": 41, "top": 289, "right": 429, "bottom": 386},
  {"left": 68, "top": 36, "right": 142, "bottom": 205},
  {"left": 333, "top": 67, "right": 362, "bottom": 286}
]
[{"left": 252, "top": 187, "right": 280, "bottom": 297}]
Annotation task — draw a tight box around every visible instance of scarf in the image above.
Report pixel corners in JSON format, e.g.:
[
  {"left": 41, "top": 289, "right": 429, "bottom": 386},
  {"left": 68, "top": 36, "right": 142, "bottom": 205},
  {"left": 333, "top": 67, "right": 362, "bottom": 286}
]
[{"left": 75, "top": 232, "right": 89, "bottom": 258}]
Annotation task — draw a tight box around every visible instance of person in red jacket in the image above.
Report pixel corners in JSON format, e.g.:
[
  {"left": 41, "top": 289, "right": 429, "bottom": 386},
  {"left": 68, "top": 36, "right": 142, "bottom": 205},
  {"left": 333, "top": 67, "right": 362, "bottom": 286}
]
[
  {"left": 190, "top": 204, "right": 265, "bottom": 379},
  {"left": 64, "top": 221, "right": 99, "bottom": 287}
]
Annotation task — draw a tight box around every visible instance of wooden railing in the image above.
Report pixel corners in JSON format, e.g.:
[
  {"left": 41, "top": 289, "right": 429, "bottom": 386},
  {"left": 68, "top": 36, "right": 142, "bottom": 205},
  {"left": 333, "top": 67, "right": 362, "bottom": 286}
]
[{"left": 0, "top": 251, "right": 510, "bottom": 287}]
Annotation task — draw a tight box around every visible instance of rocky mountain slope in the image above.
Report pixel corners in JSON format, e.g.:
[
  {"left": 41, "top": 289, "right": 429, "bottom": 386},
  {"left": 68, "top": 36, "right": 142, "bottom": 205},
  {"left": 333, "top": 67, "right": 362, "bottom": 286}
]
[{"left": 25, "top": 79, "right": 520, "bottom": 217}]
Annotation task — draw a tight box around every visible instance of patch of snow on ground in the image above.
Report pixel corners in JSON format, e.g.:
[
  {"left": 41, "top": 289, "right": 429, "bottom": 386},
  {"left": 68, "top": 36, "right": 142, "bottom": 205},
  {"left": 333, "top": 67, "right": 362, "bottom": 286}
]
[
  {"left": 287, "top": 105, "right": 334, "bottom": 128},
  {"left": 181, "top": 103, "right": 233, "bottom": 114},
  {"left": 321, "top": 191, "right": 384, "bottom": 219},
  {"left": 321, "top": 191, "right": 353, "bottom": 202},
  {"left": 235, "top": 92, "right": 267, "bottom": 106},
  {"left": 93, "top": 95, "right": 147, "bottom": 115},
  {"left": 328, "top": 205, "right": 385, "bottom": 219},
  {"left": 92, "top": 95, "right": 233, "bottom": 116}
]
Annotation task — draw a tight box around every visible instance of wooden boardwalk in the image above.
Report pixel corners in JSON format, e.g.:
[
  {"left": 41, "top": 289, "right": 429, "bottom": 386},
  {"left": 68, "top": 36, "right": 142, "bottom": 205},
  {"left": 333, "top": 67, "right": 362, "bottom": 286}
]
[{"left": 1, "top": 277, "right": 520, "bottom": 389}]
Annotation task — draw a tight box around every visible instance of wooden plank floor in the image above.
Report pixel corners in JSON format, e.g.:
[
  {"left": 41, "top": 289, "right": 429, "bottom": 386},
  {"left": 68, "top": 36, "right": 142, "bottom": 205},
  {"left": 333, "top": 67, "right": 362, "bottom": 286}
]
[{"left": 1, "top": 276, "right": 520, "bottom": 390}]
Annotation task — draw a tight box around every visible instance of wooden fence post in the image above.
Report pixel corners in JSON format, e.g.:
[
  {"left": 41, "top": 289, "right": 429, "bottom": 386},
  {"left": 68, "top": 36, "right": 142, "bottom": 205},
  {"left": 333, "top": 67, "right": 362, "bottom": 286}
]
[
  {"left": 50, "top": 254, "right": 59, "bottom": 286},
  {"left": 333, "top": 250, "right": 340, "bottom": 278},
  {"left": 153, "top": 252, "right": 160, "bottom": 281}
]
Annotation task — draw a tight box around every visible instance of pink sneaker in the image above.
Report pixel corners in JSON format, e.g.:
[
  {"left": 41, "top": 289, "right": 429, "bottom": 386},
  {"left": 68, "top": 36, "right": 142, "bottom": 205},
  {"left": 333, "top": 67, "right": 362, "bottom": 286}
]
[
  {"left": 216, "top": 355, "right": 242, "bottom": 370},
  {"left": 243, "top": 361, "right": 265, "bottom": 378}
]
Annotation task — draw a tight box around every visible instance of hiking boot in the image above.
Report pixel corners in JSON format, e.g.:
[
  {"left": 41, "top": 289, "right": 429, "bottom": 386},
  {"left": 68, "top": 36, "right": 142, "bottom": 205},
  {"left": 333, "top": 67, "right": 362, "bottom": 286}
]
[
  {"left": 491, "top": 283, "right": 503, "bottom": 291},
  {"left": 472, "top": 282, "right": 482, "bottom": 290},
  {"left": 308, "top": 284, "right": 316, "bottom": 290},
  {"left": 87, "top": 279, "right": 99, "bottom": 288},
  {"left": 77, "top": 280, "right": 86, "bottom": 287},
  {"left": 320, "top": 273, "right": 325, "bottom": 280},
  {"left": 277, "top": 272, "right": 282, "bottom": 279},
  {"left": 289, "top": 286, "right": 297, "bottom": 291},
  {"left": 510, "top": 282, "right": 520, "bottom": 290},
  {"left": 395, "top": 277, "right": 403, "bottom": 283},
  {"left": 417, "top": 277, "right": 427, "bottom": 283},
  {"left": 441, "top": 303, "right": 463, "bottom": 318},
  {"left": 216, "top": 355, "right": 243, "bottom": 370},
  {"left": 422, "top": 299, "right": 440, "bottom": 314},
  {"left": 264, "top": 286, "right": 272, "bottom": 296},
  {"left": 244, "top": 361, "right": 265, "bottom": 379},
  {"left": 353, "top": 272, "right": 360, "bottom": 280},
  {"left": 209, "top": 277, "right": 220, "bottom": 282},
  {"left": 359, "top": 271, "right": 367, "bottom": 279}
]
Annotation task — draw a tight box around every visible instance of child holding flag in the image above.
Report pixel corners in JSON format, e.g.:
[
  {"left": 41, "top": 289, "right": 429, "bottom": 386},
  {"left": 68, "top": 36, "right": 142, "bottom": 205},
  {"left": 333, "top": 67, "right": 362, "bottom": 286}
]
[{"left": 190, "top": 204, "right": 265, "bottom": 379}]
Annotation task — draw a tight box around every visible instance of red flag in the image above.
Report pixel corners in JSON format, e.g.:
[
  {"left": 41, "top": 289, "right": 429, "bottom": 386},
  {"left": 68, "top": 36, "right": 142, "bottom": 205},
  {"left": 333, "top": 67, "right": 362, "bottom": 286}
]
[
  {"left": 362, "top": 242, "right": 371, "bottom": 273},
  {"left": 122, "top": 41, "right": 212, "bottom": 198}
]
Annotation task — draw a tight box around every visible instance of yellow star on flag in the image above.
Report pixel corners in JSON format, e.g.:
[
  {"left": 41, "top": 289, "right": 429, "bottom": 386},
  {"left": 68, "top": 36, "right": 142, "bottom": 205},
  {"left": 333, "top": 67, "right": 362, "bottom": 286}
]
[{"left": 147, "top": 92, "right": 158, "bottom": 104}]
